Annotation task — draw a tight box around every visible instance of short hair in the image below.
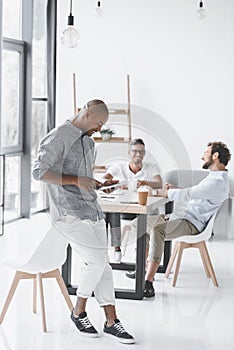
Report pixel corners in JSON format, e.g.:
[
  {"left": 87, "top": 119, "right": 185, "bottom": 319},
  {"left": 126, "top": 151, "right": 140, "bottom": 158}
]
[
  {"left": 130, "top": 138, "right": 145, "bottom": 147},
  {"left": 86, "top": 99, "right": 109, "bottom": 115},
  {"left": 208, "top": 141, "right": 231, "bottom": 166}
]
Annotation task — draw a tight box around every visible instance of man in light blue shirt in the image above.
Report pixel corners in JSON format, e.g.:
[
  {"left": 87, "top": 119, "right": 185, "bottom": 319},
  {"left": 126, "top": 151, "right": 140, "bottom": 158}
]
[{"left": 144, "top": 141, "right": 231, "bottom": 297}]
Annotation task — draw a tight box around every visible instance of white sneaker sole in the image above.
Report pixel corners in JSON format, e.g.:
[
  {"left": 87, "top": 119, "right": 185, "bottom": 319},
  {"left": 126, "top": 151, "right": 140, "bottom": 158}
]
[
  {"left": 79, "top": 331, "right": 99, "bottom": 338},
  {"left": 103, "top": 332, "right": 135, "bottom": 344}
]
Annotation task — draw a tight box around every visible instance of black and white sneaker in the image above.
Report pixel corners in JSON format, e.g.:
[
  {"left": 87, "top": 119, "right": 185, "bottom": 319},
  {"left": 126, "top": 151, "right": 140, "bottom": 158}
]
[
  {"left": 125, "top": 270, "right": 136, "bottom": 279},
  {"left": 71, "top": 311, "right": 99, "bottom": 337},
  {"left": 103, "top": 319, "right": 135, "bottom": 344},
  {"left": 144, "top": 280, "right": 155, "bottom": 298}
]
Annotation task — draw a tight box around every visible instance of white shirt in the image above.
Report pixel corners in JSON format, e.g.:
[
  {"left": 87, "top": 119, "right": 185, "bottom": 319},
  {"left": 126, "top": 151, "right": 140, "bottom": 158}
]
[
  {"left": 106, "top": 161, "right": 161, "bottom": 183},
  {"left": 168, "top": 170, "right": 229, "bottom": 231}
]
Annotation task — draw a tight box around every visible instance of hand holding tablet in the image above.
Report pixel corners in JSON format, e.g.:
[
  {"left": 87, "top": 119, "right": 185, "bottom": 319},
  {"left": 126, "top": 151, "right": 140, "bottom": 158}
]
[{"left": 99, "top": 180, "right": 128, "bottom": 191}]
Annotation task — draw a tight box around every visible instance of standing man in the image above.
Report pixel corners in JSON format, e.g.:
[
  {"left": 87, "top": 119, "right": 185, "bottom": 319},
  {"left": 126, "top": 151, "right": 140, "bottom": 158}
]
[
  {"left": 143, "top": 141, "right": 231, "bottom": 297},
  {"left": 103, "top": 138, "right": 162, "bottom": 262},
  {"left": 32, "top": 100, "right": 135, "bottom": 344}
]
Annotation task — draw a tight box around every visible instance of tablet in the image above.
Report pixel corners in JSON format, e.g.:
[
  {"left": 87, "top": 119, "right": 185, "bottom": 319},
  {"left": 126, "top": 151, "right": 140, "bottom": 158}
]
[{"left": 99, "top": 181, "right": 127, "bottom": 191}]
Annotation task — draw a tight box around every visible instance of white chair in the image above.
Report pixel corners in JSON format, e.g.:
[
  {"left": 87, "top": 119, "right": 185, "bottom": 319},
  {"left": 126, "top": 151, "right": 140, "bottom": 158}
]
[
  {"left": 0, "top": 227, "right": 73, "bottom": 332},
  {"left": 165, "top": 214, "right": 219, "bottom": 287}
]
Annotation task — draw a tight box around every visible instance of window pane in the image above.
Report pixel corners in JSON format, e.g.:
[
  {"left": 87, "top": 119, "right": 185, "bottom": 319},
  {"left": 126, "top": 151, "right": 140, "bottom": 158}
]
[
  {"left": 31, "top": 101, "right": 47, "bottom": 212},
  {"left": 32, "top": 0, "right": 47, "bottom": 97},
  {"left": 2, "top": 0, "right": 22, "bottom": 40},
  {"left": 5, "top": 156, "right": 21, "bottom": 221},
  {"left": 1, "top": 50, "right": 20, "bottom": 148}
]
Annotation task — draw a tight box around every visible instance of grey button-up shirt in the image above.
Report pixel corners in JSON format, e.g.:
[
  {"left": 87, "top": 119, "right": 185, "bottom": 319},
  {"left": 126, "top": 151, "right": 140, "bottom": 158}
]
[{"left": 32, "top": 120, "right": 104, "bottom": 223}]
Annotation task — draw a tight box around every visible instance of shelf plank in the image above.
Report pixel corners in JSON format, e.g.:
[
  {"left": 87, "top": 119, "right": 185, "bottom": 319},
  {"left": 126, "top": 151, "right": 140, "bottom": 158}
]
[{"left": 108, "top": 109, "right": 128, "bottom": 115}]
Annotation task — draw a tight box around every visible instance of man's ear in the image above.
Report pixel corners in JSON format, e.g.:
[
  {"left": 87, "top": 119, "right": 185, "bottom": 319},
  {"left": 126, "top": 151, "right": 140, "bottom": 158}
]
[
  {"left": 85, "top": 109, "right": 91, "bottom": 119},
  {"left": 212, "top": 152, "right": 219, "bottom": 160}
]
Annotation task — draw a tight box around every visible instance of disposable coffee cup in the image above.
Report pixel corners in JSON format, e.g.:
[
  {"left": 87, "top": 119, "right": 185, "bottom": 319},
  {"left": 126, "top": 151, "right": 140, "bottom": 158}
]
[{"left": 137, "top": 186, "right": 148, "bottom": 205}]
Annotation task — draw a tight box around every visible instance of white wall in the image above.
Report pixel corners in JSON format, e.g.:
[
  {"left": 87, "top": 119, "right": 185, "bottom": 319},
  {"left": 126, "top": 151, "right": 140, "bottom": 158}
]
[{"left": 57, "top": 0, "right": 234, "bottom": 194}]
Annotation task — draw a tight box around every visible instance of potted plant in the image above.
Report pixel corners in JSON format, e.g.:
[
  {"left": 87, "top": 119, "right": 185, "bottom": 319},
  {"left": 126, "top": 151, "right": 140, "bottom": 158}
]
[{"left": 100, "top": 127, "right": 115, "bottom": 141}]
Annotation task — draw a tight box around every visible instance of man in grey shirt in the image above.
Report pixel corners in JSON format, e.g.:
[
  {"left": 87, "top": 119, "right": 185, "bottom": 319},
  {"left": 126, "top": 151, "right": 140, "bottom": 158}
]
[{"left": 33, "top": 100, "right": 135, "bottom": 344}]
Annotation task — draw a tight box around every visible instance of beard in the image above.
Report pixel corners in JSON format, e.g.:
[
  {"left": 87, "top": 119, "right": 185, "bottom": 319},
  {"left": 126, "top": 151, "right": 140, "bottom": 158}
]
[
  {"left": 202, "top": 157, "right": 213, "bottom": 169},
  {"left": 132, "top": 159, "right": 142, "bottom": 166}
]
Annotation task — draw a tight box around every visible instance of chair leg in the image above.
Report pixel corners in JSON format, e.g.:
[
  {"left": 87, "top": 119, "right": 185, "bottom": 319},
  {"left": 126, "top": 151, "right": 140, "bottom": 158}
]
[
  {"left": 201, "top": 242, "right": 219, "bottom": 287},
  {"left": 33, "top": 277, "right": 37, "bottom": 313},
  {"left": 121, "top": 225, "right": 132, "bottom": 257},
  {"left": 53, "top": 269, "right": 73, "bottom": 312},
  {"left": 165, "top": 242, "right": 179, "bottom": 278},
  {"left": 198, "top": 244, "right": 210, "bottom": 278},
  {"left": 172, "top": 242, "right": 185, "bottom": 287},
  {"left": 0, "top": 271, "right": 21, "bottom": 324},
  {"left": 37, "top": 273, "right": 47, "bottom": 332}
]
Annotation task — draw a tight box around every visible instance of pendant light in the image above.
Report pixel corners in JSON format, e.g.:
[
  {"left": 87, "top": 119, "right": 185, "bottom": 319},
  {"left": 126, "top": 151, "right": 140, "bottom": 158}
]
[
  {"left": 197, "top": 1, "right": 206, "bottom": 19},
  {"left": 95, "top": 1, "right": 103, "bottom": 17},
  {"left": 61, "top": 0, "right": 80, "bottom": 48}
]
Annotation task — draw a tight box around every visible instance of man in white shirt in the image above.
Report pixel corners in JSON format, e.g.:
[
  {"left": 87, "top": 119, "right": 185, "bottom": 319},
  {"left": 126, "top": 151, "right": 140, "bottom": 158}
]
[
  {"left": 143, "top": 141, "right": 231, "bottom": 298},
  {"left": 103, "top": 138, "right": 162, "bottom": 262}
]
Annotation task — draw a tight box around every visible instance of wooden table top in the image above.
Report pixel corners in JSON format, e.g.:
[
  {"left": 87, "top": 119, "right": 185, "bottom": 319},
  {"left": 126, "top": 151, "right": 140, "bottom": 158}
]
[{"left": 97, "top": 190, "right": 168, "bottom": 214}]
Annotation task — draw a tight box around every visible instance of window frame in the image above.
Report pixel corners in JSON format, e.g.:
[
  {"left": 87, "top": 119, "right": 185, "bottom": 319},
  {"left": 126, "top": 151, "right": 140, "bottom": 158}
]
[{"left": 1, "top": 38, "right": 25, "bottom": 154}]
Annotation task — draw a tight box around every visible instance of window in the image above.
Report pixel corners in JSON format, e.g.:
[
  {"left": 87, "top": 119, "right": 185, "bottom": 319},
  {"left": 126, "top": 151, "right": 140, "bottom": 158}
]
[
  {"left": 1, "top": 40, "right": 24, "bottom": 154},
  {"left": 0, "top": 0, "right": 56, "bottom": 226},
  {"left": 31, "top": 0, "right": 51, "bottom": 212},
  {"left": 2, "top": 0, "right": 22, "bottom": 40}
]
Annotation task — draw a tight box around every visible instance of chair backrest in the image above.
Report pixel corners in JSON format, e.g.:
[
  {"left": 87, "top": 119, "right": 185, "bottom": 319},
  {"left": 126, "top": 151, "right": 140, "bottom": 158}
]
[
  {"left": 175, "top": 213, "right": 216, "bottom": 244},
  {"left": 165, "top": 169, "right": 208, "bottom": 188},
  {"left": 19, "top": 227, "right": 68, "bottom": 274}
]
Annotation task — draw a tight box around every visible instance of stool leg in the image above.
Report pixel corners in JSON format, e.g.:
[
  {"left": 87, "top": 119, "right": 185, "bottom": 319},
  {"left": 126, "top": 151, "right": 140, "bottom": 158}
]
[
  {"left": 202, "top": 242, "right": 219, "bottom": 287},
  {"left": 37, "top": 273, "right": 47, "bottom": 332},
  {"left": 165, "top": 242, "right": 179, "bottom": 278},
  {"left": 0, "top": 271, "right": 21, "bottom": 324},
  {"left": 53, "top": 269, "right": 73, "bottom": 312},
  {"left": 198, "top": 243, "right": 210, "bottom": 278},
  {"left": 172, "top": 242, "right": 185, "bottom": 287},
  {"left": 33, "top": 277, "right": 37, "bottom": 313}
]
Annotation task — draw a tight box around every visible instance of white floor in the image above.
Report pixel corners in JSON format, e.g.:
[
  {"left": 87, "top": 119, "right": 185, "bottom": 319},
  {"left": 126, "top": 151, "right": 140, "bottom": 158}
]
[{"left": 0, "top": 213, "right": 234, "bottom": 350}]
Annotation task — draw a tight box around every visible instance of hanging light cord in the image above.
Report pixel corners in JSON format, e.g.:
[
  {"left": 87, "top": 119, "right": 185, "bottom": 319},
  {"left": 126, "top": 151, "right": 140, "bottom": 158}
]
[{"left": 70, "top": 0, "right": 73, "bottom": 15}]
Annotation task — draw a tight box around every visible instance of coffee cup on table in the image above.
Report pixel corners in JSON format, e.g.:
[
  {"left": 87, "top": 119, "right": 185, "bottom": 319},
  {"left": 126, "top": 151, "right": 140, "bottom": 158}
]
[{"left": 137, "top": 186, "right": 149, "bottom": 205}]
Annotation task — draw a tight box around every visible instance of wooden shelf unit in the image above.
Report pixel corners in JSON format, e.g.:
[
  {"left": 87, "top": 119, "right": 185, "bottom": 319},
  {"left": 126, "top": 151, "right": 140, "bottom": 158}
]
[{"left": 107, "top": 74, "right": 132, "bottom": 144}]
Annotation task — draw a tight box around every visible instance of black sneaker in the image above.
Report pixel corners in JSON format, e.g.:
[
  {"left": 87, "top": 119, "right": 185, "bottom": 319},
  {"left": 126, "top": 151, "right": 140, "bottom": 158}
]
[
  {"left": 126, "top": 270, "right": 151, "bottom": 280},
  {"left": 103, "top": 319, "right": 135, "bottom": 344},
  {"left": 144, "top": 280, "right": 155, "bottom": 298},
  {"left": 71, "top": 311, "right": 99, "bottom": 337},
  {"left": 125, "top": 270, "right": 136, "bottom": 279}
]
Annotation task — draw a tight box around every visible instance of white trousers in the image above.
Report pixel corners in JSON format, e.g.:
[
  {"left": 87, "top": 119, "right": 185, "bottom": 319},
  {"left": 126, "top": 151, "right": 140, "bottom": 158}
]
[{"left": 55, "top": 216, "right": 115, "bottom": 307}]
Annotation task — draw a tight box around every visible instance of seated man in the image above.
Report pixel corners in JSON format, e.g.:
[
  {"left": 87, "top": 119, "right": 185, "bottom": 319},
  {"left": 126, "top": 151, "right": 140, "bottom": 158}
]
[
  {"left": 142, "top": 141, "right": 231, "bottom": 297},
  {"left": 103, "top": 138, "right": 162, "bottom": 262}
]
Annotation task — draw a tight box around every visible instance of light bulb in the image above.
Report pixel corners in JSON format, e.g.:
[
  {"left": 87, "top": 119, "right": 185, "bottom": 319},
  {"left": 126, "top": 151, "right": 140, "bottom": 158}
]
[
  {"left": 61, "top": 2, "right": 80, "bottom": 48},
  {"left": 95, "top": 1, "right": 103, "bottom": 17},
  {"left": 61, "top": 26, "right": 80, "bottom": 48},
  {"left": 197, "top": 1, "right": 206, "bottom": 19}
]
